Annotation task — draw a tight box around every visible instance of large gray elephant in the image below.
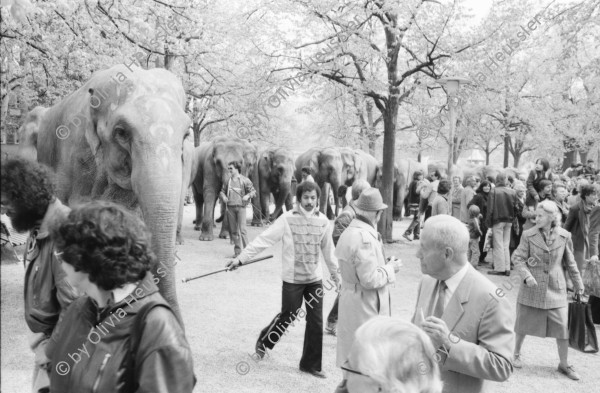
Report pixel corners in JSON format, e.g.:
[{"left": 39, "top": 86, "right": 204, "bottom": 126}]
[
  {"left": 295, "top": 147, "right": 343, "bottom": 219},
  {"left": 17, "top": 64, "right": 190, "bottom": 318},
  {"left": 191, "top": 136, "right": 259, "bottom": 240},
  {"left": 254, "top": 147, "right": 295, "bottom": 224}
]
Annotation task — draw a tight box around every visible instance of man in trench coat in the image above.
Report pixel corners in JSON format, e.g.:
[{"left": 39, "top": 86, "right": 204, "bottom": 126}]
[{"left": 334, "top": 188, "right": 402, "bottom": 390}]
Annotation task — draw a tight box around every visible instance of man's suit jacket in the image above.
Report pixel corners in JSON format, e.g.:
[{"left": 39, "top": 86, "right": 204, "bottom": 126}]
[{"left": 412, "top": 264, "right": 514, "bottom": 393}]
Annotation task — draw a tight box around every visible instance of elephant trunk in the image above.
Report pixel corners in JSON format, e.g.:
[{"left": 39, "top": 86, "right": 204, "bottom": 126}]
[
  {"left": 271, "top": 177, "right": 291, "bottom": 219},
  {"left": 132, "top": 149, "right": 183, "bottom": 321}
]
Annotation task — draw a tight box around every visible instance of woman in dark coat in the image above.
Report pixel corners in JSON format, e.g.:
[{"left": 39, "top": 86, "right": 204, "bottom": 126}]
[
  {"left": 46, "top": 201, "right": 195, "bottom": 393},
  {"left": 468, "top": 180, "right": 492, "bottom": 264},
  {"left": 526, "top": 158, "right": 554, "bottom": 206}
]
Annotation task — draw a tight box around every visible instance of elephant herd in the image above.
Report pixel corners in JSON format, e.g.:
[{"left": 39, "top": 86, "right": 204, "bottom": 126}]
[{"left": 13, "top": 64, "right": 527, "bottom": 316}]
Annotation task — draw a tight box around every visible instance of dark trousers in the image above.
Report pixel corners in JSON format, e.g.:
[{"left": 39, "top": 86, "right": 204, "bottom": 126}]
[
  {"left": 479, "top": 225, "right": 488, "bottom": 263},
  {"left": 258, "top": 281, "right": 323, "bottom": 371},
  {"left": 327, "top": 294, "right": 339, "bottom": 325},
  {"left": 227, "top": 206, "right": 247, "bottom": 256},
  {"left": 405, "top": 213, "right": 421, "bottom": 237}
]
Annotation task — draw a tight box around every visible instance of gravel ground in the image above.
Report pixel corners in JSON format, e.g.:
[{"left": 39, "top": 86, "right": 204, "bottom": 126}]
[{"left": 2, "top": 205, "right": 599, "bottom": 392}]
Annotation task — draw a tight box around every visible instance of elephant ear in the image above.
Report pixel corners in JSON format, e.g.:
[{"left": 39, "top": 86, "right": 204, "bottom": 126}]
[
  {"left": 17, "top": 106, "right": 48, "bottom": 160},
  {"left": 353, "top": 151, "right": 364, "bottom": 176}
]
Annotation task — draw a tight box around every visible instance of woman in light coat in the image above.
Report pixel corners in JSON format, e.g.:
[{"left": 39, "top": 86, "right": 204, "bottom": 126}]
[
  {"left": 334, "top": 188, "right": 401, "bottom": 392},
  {"left": 512, "top": 200, "right": 584, "bottom": 380}
]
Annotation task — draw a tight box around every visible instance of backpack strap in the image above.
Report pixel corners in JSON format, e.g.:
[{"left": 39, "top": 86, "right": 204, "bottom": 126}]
[{"left": 126, "top": 299, "right": 174, "bottom": 391}]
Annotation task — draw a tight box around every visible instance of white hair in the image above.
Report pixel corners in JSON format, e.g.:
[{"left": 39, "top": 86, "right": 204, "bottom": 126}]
[
  {"left": 349, "top": 316, "right": 443, "bottom": 393},
  {"left": 422, "top": 215, "right": 469, "bottom": 256}
]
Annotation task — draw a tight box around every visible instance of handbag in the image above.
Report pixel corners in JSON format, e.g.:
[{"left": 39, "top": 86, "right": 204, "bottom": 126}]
[{"left": 567, "top": 294, "right": 599, "bottom": 353}]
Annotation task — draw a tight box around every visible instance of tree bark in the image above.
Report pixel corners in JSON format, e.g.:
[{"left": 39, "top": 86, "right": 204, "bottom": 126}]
[{"left": 503, "top": 133, "right": 510, "bottom": 168}]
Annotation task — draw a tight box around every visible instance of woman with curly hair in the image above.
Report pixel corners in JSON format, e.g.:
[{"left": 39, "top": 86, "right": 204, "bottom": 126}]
[{"left": 46, "top": 201, "right": 195, "bottom": 393}]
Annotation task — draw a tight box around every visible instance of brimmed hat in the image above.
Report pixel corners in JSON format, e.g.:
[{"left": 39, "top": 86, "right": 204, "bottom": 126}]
[{"left": 354, "top": 188, "right": 388, "bottom": 211}]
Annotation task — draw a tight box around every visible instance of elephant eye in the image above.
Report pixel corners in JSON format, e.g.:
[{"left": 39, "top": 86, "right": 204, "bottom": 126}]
[{"left": 114, "top": 126, "right": 130, "bottom": 142}]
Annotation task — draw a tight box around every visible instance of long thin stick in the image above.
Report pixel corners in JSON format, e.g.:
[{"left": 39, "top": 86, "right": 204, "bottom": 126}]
[{"left": 181, "top": 254, "right": 273, "bottom": 283}]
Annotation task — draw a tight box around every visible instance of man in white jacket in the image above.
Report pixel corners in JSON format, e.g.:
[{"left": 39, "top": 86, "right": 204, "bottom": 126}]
[{"left": 226, "top": 181, "right": 340, "bottom": 378}]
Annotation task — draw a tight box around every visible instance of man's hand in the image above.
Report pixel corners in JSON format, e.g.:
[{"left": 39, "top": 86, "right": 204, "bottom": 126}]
[
  {"left": 590, "top": 255, "right": 599, "bottom": 263},
  {"left": 386, "top": 256, "right": 402, "bottom": 273},
  {"left": 242, "top": 195, "right": 250, "bottom": 202},
  {"left": 222, "top": 196, "right": 229, "bottom": 204},
  {"left": 331, "top": 274, "right": 341, "bottom": 292},
  {"left": 225, "top": 258, "right": 241, "bottom": 271},
  {"left": 534, "top": 194, "right": 540, "bottom": 202},
  {"left": 525, "top": 276, "right": 538, "bottom": 288},
  {"left": 421, "top": 316, "right": 451, "bottom": 348}
]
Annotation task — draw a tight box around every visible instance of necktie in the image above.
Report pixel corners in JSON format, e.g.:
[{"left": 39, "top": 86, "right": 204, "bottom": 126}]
[{"left": 432, "top": 280, "right": 447, "bottom": 318}]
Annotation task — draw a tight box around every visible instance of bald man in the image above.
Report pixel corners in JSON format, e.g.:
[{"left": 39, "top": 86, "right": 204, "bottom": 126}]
[{"left": 412, "top": 215, "right": 515, "bottom": 393}]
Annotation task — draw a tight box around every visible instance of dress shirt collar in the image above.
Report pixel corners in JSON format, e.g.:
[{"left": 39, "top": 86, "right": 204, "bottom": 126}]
[{"left": 442, "top": 263, "right": 470, "bottom": 304}]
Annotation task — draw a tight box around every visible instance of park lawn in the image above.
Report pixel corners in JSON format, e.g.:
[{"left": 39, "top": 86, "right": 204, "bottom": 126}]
[{"left": 2, "top": 205, "right": 599, "bottom": 392}]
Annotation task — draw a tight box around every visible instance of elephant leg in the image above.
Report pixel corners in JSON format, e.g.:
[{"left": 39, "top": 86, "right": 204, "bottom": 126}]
[
  {"left": 219, "top": 204, "right": 230, "bottom": 239},
  {"left": 199, "top": 189, "right": 216, "bottom": 241},
  {"left": 319, "top": 183, "right": 330, "bottom": 216},
  {"left": 192, "top": 184, "right": 203, "bottom": 231},
  {"left": 254, "top": 189, "right": 270, "bottom": 226},
  {"left": 393, "top": 185, "right": 404, "bottom": 221}
]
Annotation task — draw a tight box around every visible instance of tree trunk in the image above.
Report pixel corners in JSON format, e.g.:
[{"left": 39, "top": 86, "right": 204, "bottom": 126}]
[
  {"left": 579, "top": 150, "right": 588, "bottom": 164},
  {"left": 513, "top": 151, "right": 522, "bottom": 168},
  {"left": 378, "top": 105, "right": 397, "bottom": 243},
  {"left": 193, "top": 122, "right": 201, "bottom": 147},
  {"left": 562, "top": 150, "right": 577, "bottom": 171},
  {"left": 503, "top": 134, "right": 510, "bottom": 168}
]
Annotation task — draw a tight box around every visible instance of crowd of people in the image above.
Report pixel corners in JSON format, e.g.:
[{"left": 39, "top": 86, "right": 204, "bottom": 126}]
[{"left": 2, "top": 154, "right": 600, "bottom": 393}]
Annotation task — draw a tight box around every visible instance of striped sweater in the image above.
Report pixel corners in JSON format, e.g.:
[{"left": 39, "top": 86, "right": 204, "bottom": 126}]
[{"left": 238, "top": 207, "right": 339, "bottom": 284}]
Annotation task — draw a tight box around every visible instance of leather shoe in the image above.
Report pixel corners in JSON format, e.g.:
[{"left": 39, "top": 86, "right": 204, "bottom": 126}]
[
  {"left": 300, "top": 367, "right": 327, "bottom": 379},
  {"left": 487, "top": 271, "right": 506, "bottom": 276},
  {"left": 255, "top": 337, "right": 266, "bottom": 359},
  {"left": 557, "top": 364, "right": 580, "bottom": 380}
]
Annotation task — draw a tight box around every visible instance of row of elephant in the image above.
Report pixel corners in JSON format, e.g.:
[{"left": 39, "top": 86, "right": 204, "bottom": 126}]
[
  {"left": 182, "top": 139, "right": 526, "bottom": 244},
  {"left": 13, "top": 64, "right": 527, "bottom": 316}
]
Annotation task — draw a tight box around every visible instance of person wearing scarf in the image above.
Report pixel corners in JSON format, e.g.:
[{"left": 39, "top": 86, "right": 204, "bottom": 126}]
[{"left": 565, "top": 184, "right": 599, "bottom": 273}]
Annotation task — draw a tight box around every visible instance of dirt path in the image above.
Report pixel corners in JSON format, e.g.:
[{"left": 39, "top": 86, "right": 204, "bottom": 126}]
[{"left": 2, "top": 205, "right": 599, "bottom": 392}]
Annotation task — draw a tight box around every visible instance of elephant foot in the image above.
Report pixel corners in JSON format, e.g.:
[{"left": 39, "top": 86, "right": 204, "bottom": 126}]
[
  {"left": 393, "top": 216, "right": 402, "bottom": 222},
  {"left": 199, "top": 233, "right": 214, "bottom": 241},
  {"left": 176, "top": 233, "right": 185, "bottom": 245},
  {"left": 194, "top": 225, "right": 201, "bottom": 231},
  {"left": 219, "top": 233, "right": 229, "bottom": 239},
  {"left": 251, "top": 220, "right": 264, "bottom": 227}
]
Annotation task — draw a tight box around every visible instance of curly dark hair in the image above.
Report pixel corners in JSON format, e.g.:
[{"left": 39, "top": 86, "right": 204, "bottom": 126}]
[
  {"left": 580, "top": 184, "right": 598, "bottom": 201},
  {"left": 296, "top": 180, "right": 321, "bottom": 201},
  {"left": 53, "top": 200, "right": 156, "bottom": 291},
  {"left": 1, "top": 157, "right": 55, "bottom": 219}
]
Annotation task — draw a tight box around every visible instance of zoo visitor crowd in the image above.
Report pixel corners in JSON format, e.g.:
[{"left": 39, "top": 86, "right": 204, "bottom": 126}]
[{"left": 2, "top": 153, "right": 600, "bottom": 393}]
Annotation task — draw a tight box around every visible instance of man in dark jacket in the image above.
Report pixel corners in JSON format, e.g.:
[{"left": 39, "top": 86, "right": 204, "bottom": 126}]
[
  {"left": 1, "top": 158, "right": 78, "bottom": 393},
  {"left": 220, "top": 160, "right": 257, "bottom": 257},
  {"left": 327, "top": 179, "right": 370, "bottom": 336},
  {"left": 486, "top": 173, "right": 517, "bottom": 276}
]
